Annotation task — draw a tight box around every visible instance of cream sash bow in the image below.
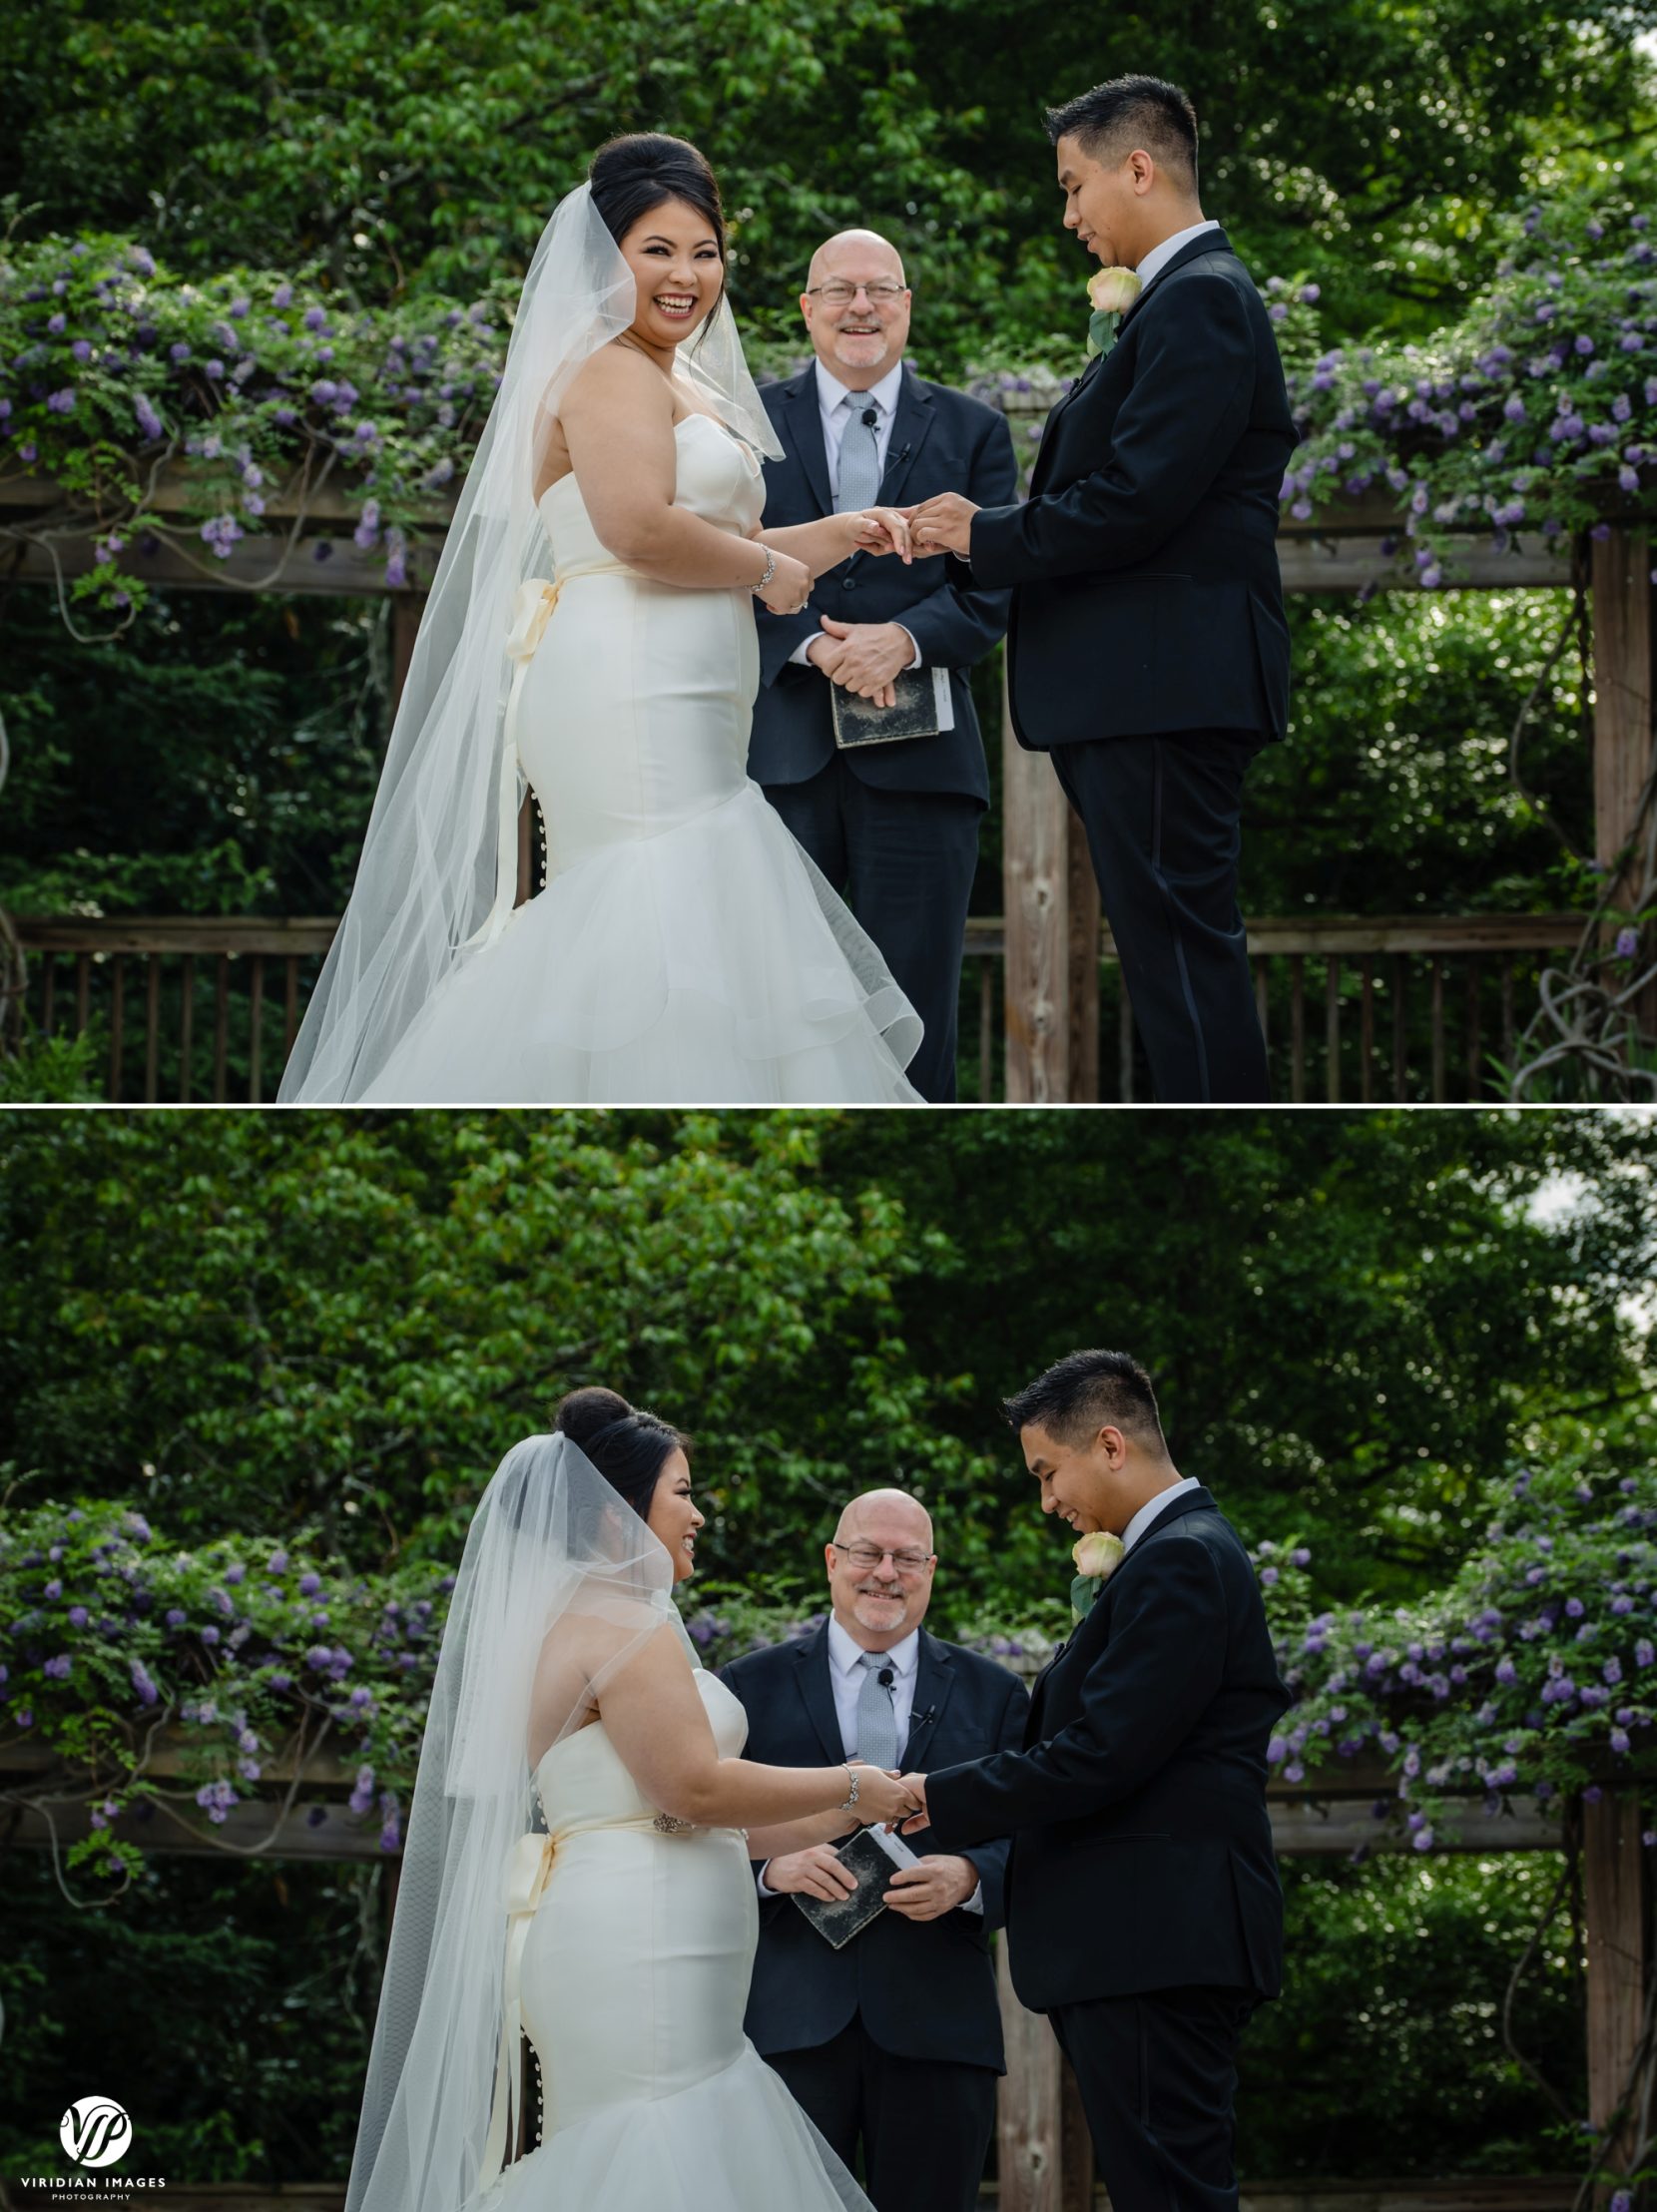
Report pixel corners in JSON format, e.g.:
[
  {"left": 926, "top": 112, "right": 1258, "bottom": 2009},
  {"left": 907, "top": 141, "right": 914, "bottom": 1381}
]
[
  {"left": 478, "top": 1810, "right": 678, "bottom": 2183},
  {"left": 465, "top": 562, "right": 636, "bottom": 954}
]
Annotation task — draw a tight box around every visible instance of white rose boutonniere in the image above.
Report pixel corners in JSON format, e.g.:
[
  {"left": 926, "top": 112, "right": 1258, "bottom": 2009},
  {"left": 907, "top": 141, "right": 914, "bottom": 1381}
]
[
  {"left": 1070, "top": 1530, "right": 1127, "bottom": 1624},
  {"left": 1085, "top": 266, "right": 1142, "bottom": 358}
]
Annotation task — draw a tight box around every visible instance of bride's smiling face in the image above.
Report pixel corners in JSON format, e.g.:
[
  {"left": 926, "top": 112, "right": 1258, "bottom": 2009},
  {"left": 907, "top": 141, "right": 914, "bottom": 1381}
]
[
  {"left": 620, "top": 199, "right": 726, "bottom": 351},
  {"left": 646, "top": 1447, "right": 705, "bottom": 1581}
]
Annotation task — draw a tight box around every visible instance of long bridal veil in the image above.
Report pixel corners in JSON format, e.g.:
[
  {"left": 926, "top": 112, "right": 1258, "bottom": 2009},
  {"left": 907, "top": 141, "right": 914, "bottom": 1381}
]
[
  {"left": 342, "top": 1434, "right": 691, "bottom": 2212},
  {"left": 278, "top": 181, "right": 783, "bottom": 1104}
]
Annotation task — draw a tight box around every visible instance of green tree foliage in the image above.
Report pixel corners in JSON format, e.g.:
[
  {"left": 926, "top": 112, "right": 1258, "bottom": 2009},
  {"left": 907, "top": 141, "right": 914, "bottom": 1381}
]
[
  {"left": 4, "top": 1108, "right": 1653, "bottom": 1609},
  {"left": 2, "top": 0, "right": 1651, "bottom": 370},
  {"left": 0, "top": 592, "right": 385, "bottom": 917},
  {"left": 812, "top": 1107, "right": 1657, "bottom": 1598}
]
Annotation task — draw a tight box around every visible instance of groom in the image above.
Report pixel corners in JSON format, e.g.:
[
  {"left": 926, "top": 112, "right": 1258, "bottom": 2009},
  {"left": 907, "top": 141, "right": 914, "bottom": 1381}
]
[
  {"left": 907, "top": 77, "right": 1297, "bottom": 1104},
  {"left": 898, "top": 1350, "right": 1292, "bottom": 2212}
]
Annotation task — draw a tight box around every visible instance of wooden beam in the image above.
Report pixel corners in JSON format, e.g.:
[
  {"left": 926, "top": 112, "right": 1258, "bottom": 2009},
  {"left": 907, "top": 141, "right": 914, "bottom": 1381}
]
[
  {"left": 0, "top": 525, "right": 435, "bottom": 599},
  {"left": 0, "top": 1790, "right": 388, "bottom": 1862},
  {"left": 1271, "top": 1793, "right": 1562, "bottom": 1856},
  {"left": 0, "top": 456, "right": 456, "bottom": 530},
  {"left": 1001, "top": 671, "right": 1100, "bottom": 1102},
  {"left": 1279, "top": 534, "right": 1569, "bottom": 593},
  {"left": 1582, "top": 1789, "right": 1649, "bottom": 2174},
  {"left": 964, "top": 913, "right": 1586, "bottom": 962},
  {"left": 11, "top": 915, "right": 339, "bottom": 956}
]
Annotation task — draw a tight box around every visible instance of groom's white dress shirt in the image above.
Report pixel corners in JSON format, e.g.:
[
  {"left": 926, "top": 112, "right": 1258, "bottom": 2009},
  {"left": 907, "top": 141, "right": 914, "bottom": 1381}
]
[
  {"left": 756, "top": 1614, "right": 983, "bottom": 1911},
  {"left": 1133, "top": 218, "right": 1223, "bottom": 297},
  {"left": 788, "top": 357, "right": 926, "bottom": 681},
  {"left": 1122, "top": 1473, "right": 1203, "bottom": 1552}
]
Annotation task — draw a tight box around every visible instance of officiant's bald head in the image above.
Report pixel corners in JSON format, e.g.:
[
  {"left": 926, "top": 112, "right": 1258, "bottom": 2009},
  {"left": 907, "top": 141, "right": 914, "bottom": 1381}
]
[
  {"left": 801, "top": 228, "right": 912, "bottom": 388},
  {"left": 825, "top": 1485, "right": 936, "bottom": 1649}
]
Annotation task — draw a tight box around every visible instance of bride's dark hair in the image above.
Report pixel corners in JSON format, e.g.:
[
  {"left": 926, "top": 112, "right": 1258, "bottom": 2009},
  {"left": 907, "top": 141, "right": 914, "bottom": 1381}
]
[
  {"left": 587, "top": 133, "right": 727, "bottom": 338},
  {"left": 554, "top": 1385, "right": 691, "bottom": 1518}
]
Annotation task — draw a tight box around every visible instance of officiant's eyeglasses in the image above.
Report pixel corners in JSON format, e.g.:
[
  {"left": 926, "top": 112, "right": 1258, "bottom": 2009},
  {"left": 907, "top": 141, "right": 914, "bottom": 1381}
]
[
  {"left": 806, "top": 280, "right": 908, "bottom": 305},
  {"left": 831, "top": 1540, "right": 934, "bottom": 1574}
]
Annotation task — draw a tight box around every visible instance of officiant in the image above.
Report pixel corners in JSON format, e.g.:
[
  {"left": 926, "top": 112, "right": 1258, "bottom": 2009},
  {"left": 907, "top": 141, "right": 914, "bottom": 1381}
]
[
  {"left": 719, "top": 1489, "right": 1028, "bottom": 2212},
  {"left": 750, "top": 233, "right": 1018, "bottom": 1103}
]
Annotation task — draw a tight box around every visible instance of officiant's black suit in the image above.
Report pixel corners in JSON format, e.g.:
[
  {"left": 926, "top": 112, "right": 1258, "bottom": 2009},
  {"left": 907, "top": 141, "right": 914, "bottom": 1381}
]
[
  {"left": 750, "top": 364, "right": 1018, "bottom": 1102},
  {"left": 720, "top": 1622, "right": 1028, "bottom": 2212},
  {"left": 925, "top": 1487, "right": 1293, "bottom": 2212},
  {"left": 968, "top": 229, "right": 1297, "bottom": 1105}
]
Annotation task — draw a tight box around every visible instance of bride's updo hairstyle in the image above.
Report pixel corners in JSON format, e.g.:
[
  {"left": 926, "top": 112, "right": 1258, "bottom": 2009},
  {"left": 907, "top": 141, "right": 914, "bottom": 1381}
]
[
  {"left": 588, "top": 133, "right": 728, "bottom": 334},
  {"left": 554, "top": 1384, "right": 692, "bottom": 1519}
]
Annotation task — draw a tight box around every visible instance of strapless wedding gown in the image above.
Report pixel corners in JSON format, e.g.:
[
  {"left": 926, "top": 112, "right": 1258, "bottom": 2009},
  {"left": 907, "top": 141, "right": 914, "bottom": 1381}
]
[
  {"left": 361, "top": 413, "right": 922, "bottom": 1104},
  {"left": 466, "top": 1666, "right": 869, "bottom": 2212}
]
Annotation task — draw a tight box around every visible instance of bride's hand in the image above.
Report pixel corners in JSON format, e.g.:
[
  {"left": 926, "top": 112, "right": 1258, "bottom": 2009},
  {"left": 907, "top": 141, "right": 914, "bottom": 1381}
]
[
  {"left": 845, "top": 507, "right": 913, "bottom": 564},
  {"left": 756, "top": 547, "right": 814, "bottom": 617},
  {"left": 845, "top": 1763, "right": 920, "bottom": 1827}
]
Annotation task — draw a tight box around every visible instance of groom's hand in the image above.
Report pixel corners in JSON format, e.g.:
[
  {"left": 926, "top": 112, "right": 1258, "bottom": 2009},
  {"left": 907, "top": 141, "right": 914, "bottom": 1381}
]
[
  {"left": 904, "top": 493, "right": 977, "bottom": 558},
  {"left": 884, "top": 1855, "right": 978, "bottom": 1921},
  {"left": 891, "top": 1771, "right": 930, "bottom": 1834}
]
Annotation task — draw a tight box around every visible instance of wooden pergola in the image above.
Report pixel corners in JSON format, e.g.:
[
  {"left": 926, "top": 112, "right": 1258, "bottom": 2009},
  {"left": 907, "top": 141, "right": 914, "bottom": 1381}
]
[
  {"left": 0, "top": 1703, "right": 1643, "bottom": 2212},
  {"left": 1, "top": 406, "right": 1650, "bottom": 1103}
]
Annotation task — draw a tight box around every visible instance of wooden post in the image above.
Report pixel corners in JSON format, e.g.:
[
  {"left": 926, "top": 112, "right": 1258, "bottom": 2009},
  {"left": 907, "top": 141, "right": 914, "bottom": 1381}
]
[
  {"left": 1059, "top": 2056, "right": 1097, "bottom": 2212},
  {"left": 1002, "top": 672, "right": 1101, "bottom": 1103},
  {"left": 1582, "top": 1789, "right": 1648, "bottom": 2181},
  {"left": 1591, "top": 527, "right": 1656, "bottom": 1031},
  {"left": 389, "top": 592, "right": 424, "bottom": 721},
  {"left": 996, "top": 1933, "right": 1062, "bottom": 2212}
]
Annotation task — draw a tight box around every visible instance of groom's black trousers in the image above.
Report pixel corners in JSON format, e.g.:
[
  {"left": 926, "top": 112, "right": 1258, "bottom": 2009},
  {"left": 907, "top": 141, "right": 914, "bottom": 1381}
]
[
  {"left": 1049, "top": 728, "right": 1270, "bottom": 1104},
  {"left": 764, "top": 2019, "right": 998, "bottom": 2212},
  {"left": 1051, "top": 1984, "right": 1259, "bottom": 2212}
]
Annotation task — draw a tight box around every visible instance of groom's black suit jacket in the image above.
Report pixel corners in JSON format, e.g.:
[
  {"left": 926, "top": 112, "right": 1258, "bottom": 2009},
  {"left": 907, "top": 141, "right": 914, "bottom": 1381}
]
[
  {"left": 969, "top": 229, "right": 1297, "bottom": 752},
  {"left": 925, "top": 1487, "right": 1293, "bottom": 2017},
  {"left": 750, "top": 363, "right": 1018, "bottom": 805},
  {"left": 719, "top": 1621, "right": 1029, "bottom": 2069}
]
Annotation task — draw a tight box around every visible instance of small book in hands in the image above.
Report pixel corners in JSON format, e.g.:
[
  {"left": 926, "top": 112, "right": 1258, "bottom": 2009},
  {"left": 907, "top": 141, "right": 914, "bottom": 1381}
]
[
  {"left": 830, "top": 667, "right": 940, "bottom": 750},
  {"left": 790, "top": 1828, "right": 898, "bottom": 1948}
]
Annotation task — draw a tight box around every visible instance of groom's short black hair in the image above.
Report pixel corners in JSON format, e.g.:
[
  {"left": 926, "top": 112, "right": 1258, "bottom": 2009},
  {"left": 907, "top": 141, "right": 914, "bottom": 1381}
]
[
  {"left": 1045, "top": 76, "right": 1200, "bottom": 194},
  {"left": 1004, "top": 1350, "right": 1168, "bottom": 1454}
]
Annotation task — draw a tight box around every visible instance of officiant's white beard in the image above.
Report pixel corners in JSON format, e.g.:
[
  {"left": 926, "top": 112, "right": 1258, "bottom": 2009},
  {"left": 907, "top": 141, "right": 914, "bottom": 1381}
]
[
  {"left": 828, "top": 323, "right": 896, "bottom": 376},
  {"left": 849, "top": 1580, "right": 910, "bottom": 1633}
]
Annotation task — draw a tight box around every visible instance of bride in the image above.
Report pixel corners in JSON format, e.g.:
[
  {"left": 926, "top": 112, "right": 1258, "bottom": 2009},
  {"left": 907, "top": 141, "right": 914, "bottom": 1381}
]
[
  {"left": 279, "top": 136, "right": 925, "bottom": 1104},
  {"left": 344, "top": 1388, "right": 917, "bottom": 2212}
]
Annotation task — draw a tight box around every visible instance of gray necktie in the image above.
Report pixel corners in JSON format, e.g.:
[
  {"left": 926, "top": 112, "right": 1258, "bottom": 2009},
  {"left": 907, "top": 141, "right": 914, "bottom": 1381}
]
[
  {"left": 834, "top": 393, "right": 882, "bottom": 513},
  {"left": 855, "top": 1650, "right": 899, "bottom": 1770}
]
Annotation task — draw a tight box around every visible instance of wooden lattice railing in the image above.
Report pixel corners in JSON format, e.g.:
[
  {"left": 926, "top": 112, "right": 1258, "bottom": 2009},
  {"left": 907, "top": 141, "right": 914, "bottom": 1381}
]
[{"left": 4, "top": 910, "right": 1587, "bottom": 1104}]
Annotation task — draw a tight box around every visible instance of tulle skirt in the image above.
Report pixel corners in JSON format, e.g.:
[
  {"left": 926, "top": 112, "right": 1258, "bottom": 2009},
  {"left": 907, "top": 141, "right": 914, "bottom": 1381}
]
[{"left": 358, "top": 782, "right": 922, "bottom": 1105}]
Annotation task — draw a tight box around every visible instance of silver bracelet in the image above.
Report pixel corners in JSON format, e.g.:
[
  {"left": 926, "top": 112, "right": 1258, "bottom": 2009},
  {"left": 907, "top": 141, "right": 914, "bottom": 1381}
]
[
  {"left": 751, "top": 545, "right": 777, "bottom": 596},
  {"left": 837, "top": 1764, "right": 860, "bottom": 1813}
]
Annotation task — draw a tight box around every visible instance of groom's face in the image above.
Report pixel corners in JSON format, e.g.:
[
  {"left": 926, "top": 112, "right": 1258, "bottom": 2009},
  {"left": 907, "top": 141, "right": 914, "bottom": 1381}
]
[
  {"left": 1055, "top": 134, "right": 1150, "bottom": 271},
  {"left": 1021, "top": 1420, "right": 1132, "bottom": 1536}
]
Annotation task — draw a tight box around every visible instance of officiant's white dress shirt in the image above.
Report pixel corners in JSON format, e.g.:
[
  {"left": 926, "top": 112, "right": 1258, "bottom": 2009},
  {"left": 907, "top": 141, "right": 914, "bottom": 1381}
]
[
  {"left": 1121, "top": 1473, "right": 1203, "bottom": 1551},
  {"left": 1133, "top": 217, "right": 1223, "bottom": 295},
  {"left": 756, "top": 1614, "right": 982, "bottom": 1910},
  {"left": 788, "top": 357, "right": 923, "bottom": 674}
]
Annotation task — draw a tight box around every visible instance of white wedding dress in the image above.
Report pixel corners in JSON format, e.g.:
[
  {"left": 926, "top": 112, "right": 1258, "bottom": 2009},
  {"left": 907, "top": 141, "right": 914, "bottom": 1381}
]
[
  {"left": 466, "top": 1664, "right": 870, "bottom": 2212},
  {"left": 360, "top": 412, "right": 922, "bottom": 1104}
]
